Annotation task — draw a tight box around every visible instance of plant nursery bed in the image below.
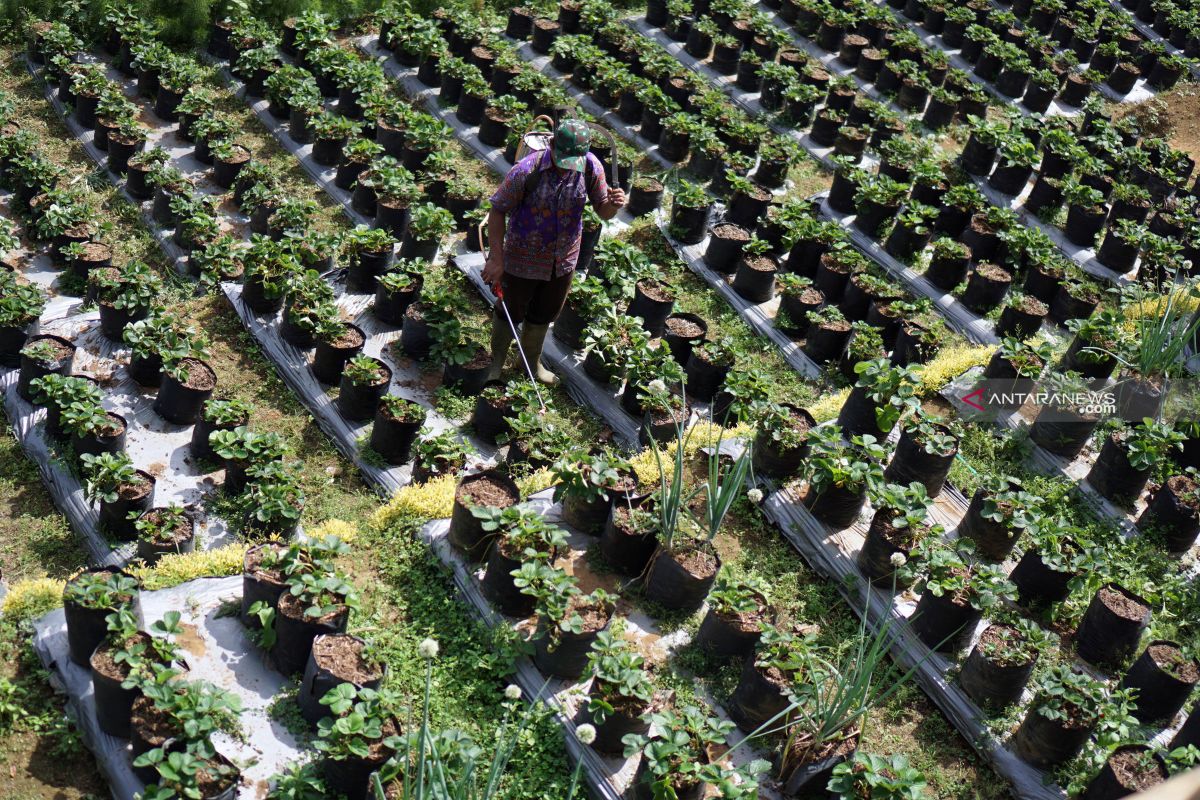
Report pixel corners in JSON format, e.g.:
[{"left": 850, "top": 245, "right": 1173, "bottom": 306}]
[
  {"left": 356, "top": 36, "right": 522, "bottom": 177},
  {"left": 758, "top": 436, "right": 1198, "bottom": 800},
  {"left": 969, "top": 174, "right": 1138, "bottom": 287},
  {"left": 812, "top": 194, "right": 1003, "bottom": 345},
  {"left": 418, "top": 485, "right": 780, "bottom": 799},
  {"left": 31, "top": 575, "right": 307, "bottom": 800},
  {"left": 654, "top": 214, "right": 828, "bottom": 380},
  {"left": 356, "top": 35, "right": 637, "bottom": 233},
  {"left": 758, "top": 486, "right": 1071, "bottom": 800},
  {"left": 941, "top": 367, "right": 1149, "bottom": 532},
  {"left": 859, "top": 0, "right": 1110, "bottom": 115},
  {"left": 2, "top": 308, "right": 234, "bottom": 567},
  {"left": 451, "top": 251, "right": 647, "bottom": 448},
  {"left": 626, "top": 17, "right": 884, "bottom": 172},
  {"left": 222, "top": 279, "right": 494, "bottom": 494},
  {"left": 28, "top": 55, "right": 246, "bottom": 277},
  {"left": 495, "top": 33, "right": 681, "bottom": 173}
]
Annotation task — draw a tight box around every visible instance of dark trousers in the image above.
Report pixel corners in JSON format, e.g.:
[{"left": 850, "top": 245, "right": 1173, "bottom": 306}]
[{"left": 499, "top": 269, "right": 574, "bottom": 326}]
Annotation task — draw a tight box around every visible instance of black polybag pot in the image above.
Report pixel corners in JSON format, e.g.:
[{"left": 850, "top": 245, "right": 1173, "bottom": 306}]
[
  {"left": 153, "top": 360, "right": 216, "bottom": 425},
  {"left": 273, "top": 598, "right": 349, "bottom": 676},
  {"left": 1010, "top": 546, "right": 1075, "bottom": 605},
  {"left": 1028, "top": 404, "right": 1099, "bottom": 459},
  {"left": 836, "top": 385, "right": 883, "bottom": 437},
  {"left": 369, "top": 406, "right": 422, "bottom": 466},
  {"left": 1138, "top": 478, "right": 1200, "bottom": 552},
  {"left": 805, "top": 482, "right": 868, "bottom": 529},
  {"left": 599, "top": 505, "right": 657, "bottom": 576},
  {"left": 575, "top": 689, "right": 651, "bottom": 754},
  {"left": 1012, "top": 707, "right": 1095, "bottom": 768},
  {"left": 298, "top": 634, "right": 384, "bottom": 725},
  {"left": 98, "top": 470, "right": 155, "bottom": 541},
  {"left": 958, "top": 627, "right": 1036, "bottom": 708},
  {"left": 324, "top": 750, "right": 392, "bottom": 800},
  {"left": 561, "top": 492, "right": 610, "bottom": 535},
  {"left": 683, "top": 349, "right": 730, "bottom": 402},
  {"left": 481, "top": 545, "right": 534, "bottom": 617},
  {"left": 64, "top": 568, "right": 142, "bottom": 667},
  {"left": 532, "top": 618, "right": 606, "bottom": 680},
  {"left": 241, "top": 544, "right": 287, "bottom": 627},
  {"left": 90, "top": 644, "right": 143, "bottom": 737},
  {"left": 957, "top": 487, "right": 1021, "bottom": 561},
  {"left": 311, "top": 325, "right": 366, "bottom": 385},
  {"left": 1084, "top": 746, "right": 1167, "bottom": 800},
  {"left": 16, "top": 335, "right": 75, "bottom": 402},
  {"left": 694, "top": 608, "right": 764, "bottom": 658},
  {"left": 883, "top": 424, "right": 955, "bottom": 494},
  {"left": 1087, "top": 434, "right": 1151, "bottom": 503},
  {"left": 626, "top": 282, "right": 675, "bottom": 336},
  {"left": 447, "top": 470, "right": 520, "bottom": 562},
  {"left": 190, "top": 413, "right": 246, "bottom": 464},
  {"left": 641, "top": 546, "right": 719, "bottom": 613},
  {"left": 727, "top": 656, "right": 790, "bottom": 733},
  {"left": 1118, "top": 641, "right": 1199, "bottom": 724},
  {"left": 909, "top": 590, "right": 979, "bottom": 653},
  {"left": 1074, "top": 584, "right": 1151, "bottom": 666},
  {"left": 750, "top": 407, "right": 814, "bottom": 479}
]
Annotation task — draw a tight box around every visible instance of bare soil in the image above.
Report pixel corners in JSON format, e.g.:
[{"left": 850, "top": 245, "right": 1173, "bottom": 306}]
[
  {"left": 665, "top": 316, "right": 703, "bottom": 338},
  {"left": 711, "top": 222, "right": 749, "bottom": 242},
  {"left": 1109, "top": 749, "right": 1166, "bottom": 790},
  {"left": 638, "top": 280, "right": 673, "bottom": 302},
  {"left": 245, "top": 544, "right": 286, "bottom": 585},
  {"left": 179, "top": 358, "right": 217, "bottom": 390},
  {"left": 975, "top": 262, "right": 1012, "bottom": 282},
  {"left": 458, "top": 475, "right": 517, "bottom": 509},
  {"left": 1149, "top": 643, "right": 1199, "bottom": 683},
  {"left": 312, "top": 634, "right": 382, "bottom": 684},
  {"left": 329, "top": 325, "right": 365, "bottom": 349},
  {"left": 1098, "top": 585, "right": 1149, "bottom": 622}
]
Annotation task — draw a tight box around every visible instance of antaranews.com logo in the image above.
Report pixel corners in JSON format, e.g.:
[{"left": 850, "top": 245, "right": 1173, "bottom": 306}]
[{"left": 959, "top": 380, "right": 1117, "bottom": 418}]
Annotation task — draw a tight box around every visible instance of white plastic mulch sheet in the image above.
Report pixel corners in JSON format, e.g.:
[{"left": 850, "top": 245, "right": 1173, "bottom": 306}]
[
  {"left": 2, "top": 310, "right": 233, "bottom": 567},
  {"left": 623, "top": 19, "right": 881, "bottom": 173},
  {"left": 221, "top": 281, "right": 496, "bottom": 496},
  {"left": 419, "top": 487, "right": 780, "bottom": 800},
  {"left": 652, "top": 213, "right": 827, "bottom": 379},
  {"left": 813, "top": 194, "right": 1004, "bottom": 345},
  {"left": 450, "top": 250, "right": 646, "bottom": 448},
  {"left": 32, "top": 576, "right": 307, "bottom": 800}
]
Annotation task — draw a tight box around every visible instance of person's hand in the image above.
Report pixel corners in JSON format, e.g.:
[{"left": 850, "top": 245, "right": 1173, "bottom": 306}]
[
  {"left": 607, "top": 187, "right": 627, "bottom": 208},
  {"left": 482, "top": 252, "right": 504, "bottom": 287}
]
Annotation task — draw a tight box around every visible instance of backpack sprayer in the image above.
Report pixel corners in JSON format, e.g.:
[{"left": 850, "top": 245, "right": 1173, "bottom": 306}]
[{"left": 479, "top": 115, "right": 620, "bottom": 408}]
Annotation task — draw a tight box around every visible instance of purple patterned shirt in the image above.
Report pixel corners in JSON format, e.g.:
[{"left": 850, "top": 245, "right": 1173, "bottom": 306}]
[{"left": 489, "top": 149, "right": 609, "bottom": 281}]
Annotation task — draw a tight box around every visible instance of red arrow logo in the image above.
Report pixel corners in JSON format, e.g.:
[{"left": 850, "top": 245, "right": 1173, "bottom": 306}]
[{"left": 962, "top": 387, "right": 985, "bottom": 411}]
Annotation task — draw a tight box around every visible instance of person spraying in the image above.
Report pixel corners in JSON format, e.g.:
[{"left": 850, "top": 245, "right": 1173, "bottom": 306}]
[{"left": 482, "top": 119, "right": 626, "bottom": 385}]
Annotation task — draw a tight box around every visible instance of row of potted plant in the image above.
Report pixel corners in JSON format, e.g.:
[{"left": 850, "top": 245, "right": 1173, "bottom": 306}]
[
  {"left": 56, "top": 565, "right": 244, "bottom": 797},
  {"left": 961, "top": 110, "right": 1200, "bottom": 275}
]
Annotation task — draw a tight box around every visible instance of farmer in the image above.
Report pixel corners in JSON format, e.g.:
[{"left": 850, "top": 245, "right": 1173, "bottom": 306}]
[{"left": 482, "top": 118, "right": 626, "bottom": 385}]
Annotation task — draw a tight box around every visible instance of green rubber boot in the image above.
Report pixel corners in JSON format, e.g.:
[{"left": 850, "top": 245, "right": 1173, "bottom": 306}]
[
  {"left": 486, "top": 311, "right": 513, "bottom": 382},
  {"left": 519, "top": 323, "right": 559, "bottom": 385}
]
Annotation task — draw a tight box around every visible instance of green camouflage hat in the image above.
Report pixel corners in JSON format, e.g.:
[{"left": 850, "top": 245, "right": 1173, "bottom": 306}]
[{"left": 552, "top": 118, "right": 591, "bottom": 172}]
